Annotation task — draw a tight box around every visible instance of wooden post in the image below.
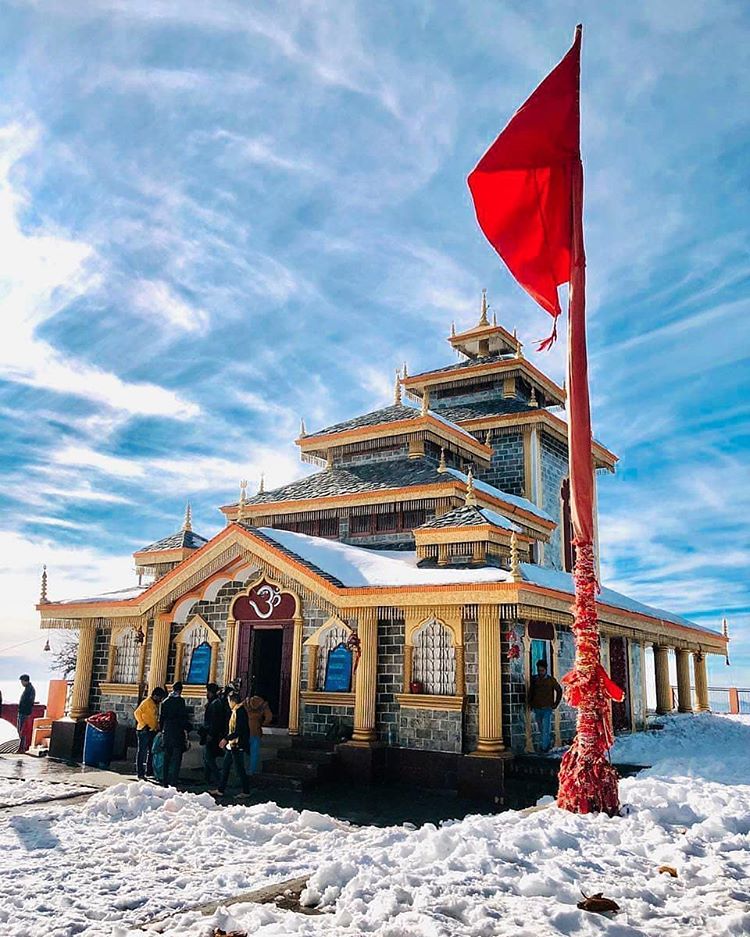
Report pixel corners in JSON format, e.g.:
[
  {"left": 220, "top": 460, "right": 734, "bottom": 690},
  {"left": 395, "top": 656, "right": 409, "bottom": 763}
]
[
  {"left": 475, "top": 605, "right": 504, "bottom": 755},
  {"left": 675, "top": 648, "right": 693, "bottom": 713},
  {"left": 70, "top": 622, "right": 97, "bottom": 719},
  {"left": 693, "top": 651, "right": 710, "bottom": 712},
  {"left": 729, "top": 687, "right": 740, "bottom": 715},
  {"left": 288, "top": 615, "right": 304, "bottom": 735},
  {"left": 148, "top": 613, "right": 172, "bottom": 694},
  {"left": 351, "top": 607, "right": 377, "bottom": 745},
  {"left": 653, "top": 645, "right": 672, "bottom": 715}
]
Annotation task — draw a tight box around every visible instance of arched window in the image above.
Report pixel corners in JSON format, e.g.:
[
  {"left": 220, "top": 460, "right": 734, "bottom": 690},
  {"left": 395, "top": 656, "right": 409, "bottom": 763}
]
[
  {"left": 174, "top": 615, "right": 221, "bottom": 685},
  {"left": 412, "top": 619, "right": 456, "bottom": 696},
  {"left": 316, "top": 622, "right": 351, "bottom": 691},
  {"left": 110, "top": 627, "right": 142, "bottom": 684}
]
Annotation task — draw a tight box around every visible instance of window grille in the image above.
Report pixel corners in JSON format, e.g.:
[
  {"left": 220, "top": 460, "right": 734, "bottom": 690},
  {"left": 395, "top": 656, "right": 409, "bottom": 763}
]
[
  {"left": 113, "top": 629, "right": 140, "bottom": 683},
  {"left": 317, "top": 624, "right": 351, "bottom": 690},
  {"left": 413, "top": 620, "right": 455, "bottom": 695},
  {"left": 182, "top": 623, "right": 209, "bottom": 682}
]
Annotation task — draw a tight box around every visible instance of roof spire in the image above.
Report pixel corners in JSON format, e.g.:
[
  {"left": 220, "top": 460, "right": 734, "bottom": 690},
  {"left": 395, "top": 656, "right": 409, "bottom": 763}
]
[
  {"left": 514, "top": 328, "right": 523, "bottom": 358},
  {"left": 39, "top": 564, "right": 48, "bottom": 604},
  {"left": 451, "top": 321, "right": 456, "bottom": 337},
  {"left": 438, "top": 447, "right": 447, "bottom": 473},
  {"left": 299, "top": 417, "right": 307, "bottom": 437},
  {"left": 402, "top": 360, "right": 408, "bottom": 378},
  {"left": 465, "top": 467, "right": 477, "bottom": 506},
  {"left": 237, "top": 479, "right": 248, "bottom": 521},
  {"left": 394, "top": 368, "right": 402, "bottom": 405},
  {"left": 421, "top": 386, "right": 430, "bottom": 416},
  {"left": 182, "top": 502, "right": 192, "bottom": 532},
  {"left": 529, "top": 387, "right": 539, "bottom": 408},
  {"left": 258, "top": 473, "right": 265, "bottom": 494},
  {"left": 510, "top": 531, "right": 523, "bottom": 582},
  {"left": 492, "top": 311, "right": 497, "bottom": 326},
  {"left": 478, "top": 288, "right": 489, "bottom": 327},
  {"left": 723, "top": 617, "right": 730, "bottom": 665}
]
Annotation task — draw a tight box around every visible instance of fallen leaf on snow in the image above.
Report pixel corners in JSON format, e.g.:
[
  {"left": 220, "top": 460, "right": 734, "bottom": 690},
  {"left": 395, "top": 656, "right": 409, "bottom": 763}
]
[
  {"left": 577, "top": 892, "right": 620, "bottom": 914},
  {"left": 658, "top": 865, "right": 678, "bottom": 877}
]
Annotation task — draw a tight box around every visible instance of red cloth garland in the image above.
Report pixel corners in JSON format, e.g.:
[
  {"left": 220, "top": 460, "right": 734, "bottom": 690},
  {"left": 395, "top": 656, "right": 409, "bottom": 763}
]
[{"left": 556, "top": 541, "right": 622, "bottom": 816}]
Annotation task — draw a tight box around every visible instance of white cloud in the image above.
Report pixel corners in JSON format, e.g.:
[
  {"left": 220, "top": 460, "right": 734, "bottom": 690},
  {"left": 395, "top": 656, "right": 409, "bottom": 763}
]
[{"left": 131, "top": 278, "right": 210, "bottom": 334}]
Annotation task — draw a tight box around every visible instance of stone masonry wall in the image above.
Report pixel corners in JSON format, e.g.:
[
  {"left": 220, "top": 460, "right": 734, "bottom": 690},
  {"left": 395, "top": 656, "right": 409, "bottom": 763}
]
[
  {"left": 398, "top": 706, "right": 462, "bottom": 753},
  {"left": 540, "top": 430, "right": 568, "bottom": 570},
  {"left": 555, "top": 627, "right": 577, "bottom": 743},
  {"left": 301, "top": 703, "right": 354, "bottom": 738},
  {"left": 480, "top": 431, "right": 525, "bottom": 497},
  {"left": 502, "top": 621, "right": 528, "bottom": 753},
  {"left": 376, "top": 617, "right": 404, "bottom": 744},
  {"left": 462, "top": 618, "right": 479, "bottom": 752}
]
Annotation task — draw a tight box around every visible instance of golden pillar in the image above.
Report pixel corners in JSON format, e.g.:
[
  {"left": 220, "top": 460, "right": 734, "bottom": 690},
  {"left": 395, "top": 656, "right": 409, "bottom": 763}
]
[
  {"left": 351, "top": 607, "right": 378, "bottom": 745},
  {"left": 402, "top": 643, "right": 413, "bottom": 692},
  {"left": 223, "top": 616, "right": 237, "bottom": 685},
  {"left": 653, "top": 644, "right": 673, "bottom": 715},
  {"left": 288, "top": 615, "right": 304, "bottom": 735},
  {"left": 70, "top": 621, "right": 97, "bottom": 719},
  {"left": 693, "top": 651, "right": 710, "bottom": 712},
  {"left": 675, "top": 647, "right": 693, "bottom": 713},
  {"left": 455, "top": 644, "right": 465, "bottom": 696},
  {"left": 148, "top": 613, "right": 172, "bottom": 694},
  {"left": 475, "top": 605, "right": 504, "bottom": 755}
]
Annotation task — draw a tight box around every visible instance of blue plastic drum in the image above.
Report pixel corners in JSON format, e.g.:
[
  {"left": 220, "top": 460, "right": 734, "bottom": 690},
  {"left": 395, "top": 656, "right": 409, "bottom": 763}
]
[{"left": 83, "top": 723, "right": 115, "bottom": 768}]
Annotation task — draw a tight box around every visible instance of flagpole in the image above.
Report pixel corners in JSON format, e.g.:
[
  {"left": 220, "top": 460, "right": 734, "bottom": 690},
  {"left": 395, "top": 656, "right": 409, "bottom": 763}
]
[{"left": 556, "top": 70, "right": 621, "bottom": 814}]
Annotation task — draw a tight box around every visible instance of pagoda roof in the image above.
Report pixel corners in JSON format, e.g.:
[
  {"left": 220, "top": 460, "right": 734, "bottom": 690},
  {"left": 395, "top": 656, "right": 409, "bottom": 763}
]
[
  {"left": 135, "top": 528, "right": 208, "bottom": 555},
  {"left": 419, "top": 504, "right": 521, "bottom": 532},
  {"left": 307, "top": 403, "right": 420, "bottom": 438},
  {"left": 437, "top": 398, "right": 532, "bottom": 422}
]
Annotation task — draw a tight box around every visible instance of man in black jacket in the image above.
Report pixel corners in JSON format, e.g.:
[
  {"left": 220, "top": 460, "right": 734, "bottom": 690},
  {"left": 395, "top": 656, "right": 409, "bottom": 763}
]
[
  {"left": 201, "top": 682, "right": 227, "bottom": 786},
  {"left": 158, "top": 682, "right": 190, "bottom": 788},
  {"left": 215, "top": 692, "right": 250, "bottom": 798},
  {"left": 17, "top": 675, "right": 35, "bottom": 751}
]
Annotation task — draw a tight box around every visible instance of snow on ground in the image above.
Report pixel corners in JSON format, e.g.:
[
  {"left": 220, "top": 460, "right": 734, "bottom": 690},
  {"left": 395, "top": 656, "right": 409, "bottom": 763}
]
[
  {"left": 0, "top": 715, "right": 749, "bottom": 936},
  {"left": 0, "top": 777, "right": 93, "bottom": 808}
]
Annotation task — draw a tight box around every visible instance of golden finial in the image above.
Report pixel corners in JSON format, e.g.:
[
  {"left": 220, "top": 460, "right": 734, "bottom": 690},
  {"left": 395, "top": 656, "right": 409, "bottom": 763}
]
[
  {"left": 514, "top": 328, "right": 523, "bottom": 358},
  {"left": 451, "top": 321, "right": 456, "bottom": 337},
  {"left": 258, "top": 473, "right": 265, "bottom": 494},
  {"left": 465, "top": 468, "right": 477, "bottom": 506},
  {"left": 478, "top": 288, "right": 489, "bottom": 327},
  {"left": 403, "top": 361, "right": 408, "bottom": 378},
  {"left": 421, "top": 386, "right": 430, "bottom": 416},
  {"left": 39, "top": 565, "right": 48, "bottom": 604},
  {"left": 492, "top": 311, "right": 497, "bottom": 326},
  {"left": 394, "top": 368, "right": 402, "bottom": 405},
  {"left": 510, "top": 531, "right": 522, "bottom": 582},
  {"left": 484, "top": 428, "right": 493, "bottom": 447},
  {"left": 182, "top": 502, "right": 192, "bottom": 532},
  {"left": 237, "top": 479, "right": 248, "bottom": 521},
  {"left": 299, "top": 417, "right": 307, "bottom": 437},
  {"left": 437, "top": 448, "right": 447, "bottom": 473},
  {"left": 529, "top": 387, "right": 539, "bottom": 408},
  {"left": 723, "top": 618, "right": 730, "bottom": 665}
]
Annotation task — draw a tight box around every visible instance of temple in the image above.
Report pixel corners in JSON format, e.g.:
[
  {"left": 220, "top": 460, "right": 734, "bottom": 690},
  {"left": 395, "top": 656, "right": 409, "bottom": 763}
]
[{"left": 37, "top": 293, "right": 727, "bottom": 790}]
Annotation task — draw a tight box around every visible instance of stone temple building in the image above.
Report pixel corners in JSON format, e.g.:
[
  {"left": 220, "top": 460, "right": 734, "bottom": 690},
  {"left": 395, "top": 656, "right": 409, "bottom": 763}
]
[{"left": 38, "top": 295, "right": 727, "bottom": 789}]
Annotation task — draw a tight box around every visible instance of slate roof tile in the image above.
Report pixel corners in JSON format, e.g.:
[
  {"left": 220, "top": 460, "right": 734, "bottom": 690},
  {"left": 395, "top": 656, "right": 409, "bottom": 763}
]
[{"left": 136, "top": 529, "right": 208, "bottom": 554}]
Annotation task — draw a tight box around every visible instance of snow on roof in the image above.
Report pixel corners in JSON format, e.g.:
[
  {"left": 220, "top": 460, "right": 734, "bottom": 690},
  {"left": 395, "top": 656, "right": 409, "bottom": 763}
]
[
  {"left": 50, "top": 585, "right": 149, "bottom": 605},
  {"left": 479, "top": 508, "right": 522, "bottom": 532},
  {"left": 443, "top": 468, "right": 553, "bottom": 522}
]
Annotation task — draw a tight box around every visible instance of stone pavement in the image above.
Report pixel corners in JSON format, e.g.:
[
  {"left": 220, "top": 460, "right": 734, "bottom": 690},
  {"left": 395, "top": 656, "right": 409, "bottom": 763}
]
[{"left": 0, "top": 752, "right": 138, "bottom": 790}]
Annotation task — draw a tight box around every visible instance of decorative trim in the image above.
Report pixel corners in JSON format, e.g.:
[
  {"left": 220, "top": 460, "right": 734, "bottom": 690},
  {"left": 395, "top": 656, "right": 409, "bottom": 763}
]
[
  {"left": 303, "top": 615, "right": 353, "bottom": 647},
  {"left": 395, "top": 693, "right": 464, "bottom": 711},
  {"left": 301, "top": 691, "right": 355, "bottom": 706},
  {"left": 98, "top": 682, "right": 140, "bottom": 697}
]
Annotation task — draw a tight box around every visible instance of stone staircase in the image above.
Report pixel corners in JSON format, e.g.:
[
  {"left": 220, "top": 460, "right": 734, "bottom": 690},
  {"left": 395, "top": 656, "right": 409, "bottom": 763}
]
[{"left": 255, "top": 737, "right": 337, "bottom": 792}]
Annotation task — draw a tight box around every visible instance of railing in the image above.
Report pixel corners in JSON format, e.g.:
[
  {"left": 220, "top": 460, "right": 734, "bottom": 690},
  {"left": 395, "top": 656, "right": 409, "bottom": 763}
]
[{"left": 669, "top": 686, "right": 750, "bottom": 714}]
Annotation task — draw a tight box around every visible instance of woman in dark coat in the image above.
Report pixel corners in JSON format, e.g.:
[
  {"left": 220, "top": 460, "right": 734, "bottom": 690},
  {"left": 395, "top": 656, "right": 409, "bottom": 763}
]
[{"left": 215, "top": 692, "right": 250, "bottom": 797}]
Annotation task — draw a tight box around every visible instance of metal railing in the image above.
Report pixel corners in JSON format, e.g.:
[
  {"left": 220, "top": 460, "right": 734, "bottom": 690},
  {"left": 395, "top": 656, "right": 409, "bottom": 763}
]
[{"left": 669, "top": 685, "right": 750, "bottom": 714}]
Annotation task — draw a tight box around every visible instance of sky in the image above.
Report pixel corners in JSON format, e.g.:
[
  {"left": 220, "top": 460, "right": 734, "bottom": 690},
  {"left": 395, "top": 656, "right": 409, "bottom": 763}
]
[{"left": 0, "top": 0, "right": 748, "bottom": 701}]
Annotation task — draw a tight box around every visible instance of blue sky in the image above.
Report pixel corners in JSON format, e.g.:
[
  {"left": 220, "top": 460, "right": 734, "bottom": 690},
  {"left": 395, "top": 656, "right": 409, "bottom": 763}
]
[{"left": 0, "top": 0, "right": 748, "bottom": 698}]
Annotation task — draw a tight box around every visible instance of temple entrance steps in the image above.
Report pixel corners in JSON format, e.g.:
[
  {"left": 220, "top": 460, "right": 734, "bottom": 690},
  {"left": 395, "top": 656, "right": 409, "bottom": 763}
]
[{"left": 256, "top": 737, "right": 337, "bottom": 791}]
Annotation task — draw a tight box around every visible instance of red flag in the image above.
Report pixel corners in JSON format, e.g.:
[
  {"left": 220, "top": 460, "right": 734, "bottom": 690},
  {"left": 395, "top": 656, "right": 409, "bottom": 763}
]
[{"left": 468, "top": 27, "right": 581, "bottom": 327}]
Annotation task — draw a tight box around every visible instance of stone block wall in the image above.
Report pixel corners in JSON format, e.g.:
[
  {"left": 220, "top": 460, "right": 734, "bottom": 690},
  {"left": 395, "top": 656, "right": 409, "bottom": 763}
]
[
  {"left": 376, "top": 617, "right": 404, "bottom": 743},
  {"left": 502, "top": 621, "right": 528, "bottom": 753},
  {"left": 398, "top": 706, "right": 462, "bottom": 754},
  {"left": 462, "top": 618, "right": 479, "bottom": 752},
  {"left": 540, "top": 431, "right": 568, "bottom": 570},
  {"left": 481, "top": 431, "right": 524, "bottom": 497},
  {"left": 301, "top": 702, "right": 354, "bottom": 738}
]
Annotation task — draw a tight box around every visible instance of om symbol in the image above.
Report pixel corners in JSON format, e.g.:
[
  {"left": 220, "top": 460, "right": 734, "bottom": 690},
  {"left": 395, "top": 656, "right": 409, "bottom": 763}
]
[{"left": 247, "top": 584, "right": 282, "bottom": 619}]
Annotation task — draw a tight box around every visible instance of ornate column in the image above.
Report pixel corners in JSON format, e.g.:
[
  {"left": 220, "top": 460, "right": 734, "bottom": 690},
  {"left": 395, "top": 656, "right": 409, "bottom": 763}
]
[
  {"left": 475, "top": 605, "right": 504, "bottom": 755},
  {"left": 653, "top": 644, "right": 673, "bottom": 715},
  {"left": 402, "top": 644, "right": 413, "bottom": 692},
  {"left": 639, "top": 641, "right": 648, "bottom": 728},
  {"left": 288, "top": 615, "right": 304, "bottom": 735},
  {"left": 70, "top": 621, "right": 97, "bottom": 719},
  {"left": 351, "top": 607, "right": 378, "bottom": 745},
  {"left": 455, "top": 643, "right": 465, "bottom": 696},
  {"left": 675, "top": 647, "right": 693, "bottom": 713},
  {"left": 693, "top": 651, "right": 710, "bottom": 712},
  {"left": 223, "top": 616, "right": 237, "bottom": 685},
  {"left": 148, "top": 613, "right": 172, "bottom": 694}
]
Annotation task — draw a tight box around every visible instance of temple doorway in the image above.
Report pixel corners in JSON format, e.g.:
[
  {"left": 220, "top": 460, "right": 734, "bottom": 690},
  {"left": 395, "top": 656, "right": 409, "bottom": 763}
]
[{"left": 248, "top": 627, "right": 283, "bottom": 719}]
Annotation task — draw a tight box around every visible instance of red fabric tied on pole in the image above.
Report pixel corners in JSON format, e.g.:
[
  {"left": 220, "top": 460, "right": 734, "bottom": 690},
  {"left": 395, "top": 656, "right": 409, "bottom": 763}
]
[{"left": 468, "top": 29, "right": 581, "bottom": 324}]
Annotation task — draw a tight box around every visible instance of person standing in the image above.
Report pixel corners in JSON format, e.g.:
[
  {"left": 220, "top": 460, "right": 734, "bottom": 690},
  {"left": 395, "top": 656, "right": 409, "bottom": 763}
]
[
  {"left": 133, "top": 687, "right": 166, "bottom": 780},
  {"left": 17, "top": 675, "right": 36, "bottom": 752},
  {"left": 159, "top": 682, "right": 190, "bottom": 788},
  {"left": 214, "top": 692, "right": 250, "bottom": 798},
  {"left": 201, "top": 682, "right": 227, "bottom": 787},
  {"left": 244, "top": 692, "right": 273, "bottom": 775},
  {"left": 527, "top": 659, "right": 562, "bottom": 753}
]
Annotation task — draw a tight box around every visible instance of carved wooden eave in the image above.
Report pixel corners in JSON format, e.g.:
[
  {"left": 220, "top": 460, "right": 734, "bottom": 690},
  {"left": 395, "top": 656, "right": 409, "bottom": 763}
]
[
  {"left": 220, "top": 477, "right": 555, "bottom": 538},
  {"left": 403, "top": 357, "right": 566, "bottom": 407},
  {"left": 37, "top": 522, "right": 727, "bottom": 657},
  {"left": 457, "top": 409, "right": 618, "bottom": 473},
  {"left": 448, "top": 322, "right": 519, "bottom": 356},
  {"left": 294, "top": 413, "right": 493, "bottom": 466},
  {"left": 133, "top": 545, "right": 197, "bottom": 567}
]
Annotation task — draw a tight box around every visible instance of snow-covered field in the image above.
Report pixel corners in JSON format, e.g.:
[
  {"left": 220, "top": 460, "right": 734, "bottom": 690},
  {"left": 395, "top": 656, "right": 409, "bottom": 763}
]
[
  {"left": 0, "top": 777, "right": 93, "bottom": 808},
  {"left": 1, "top": 715, "right": 749, "bottom": 937}
]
